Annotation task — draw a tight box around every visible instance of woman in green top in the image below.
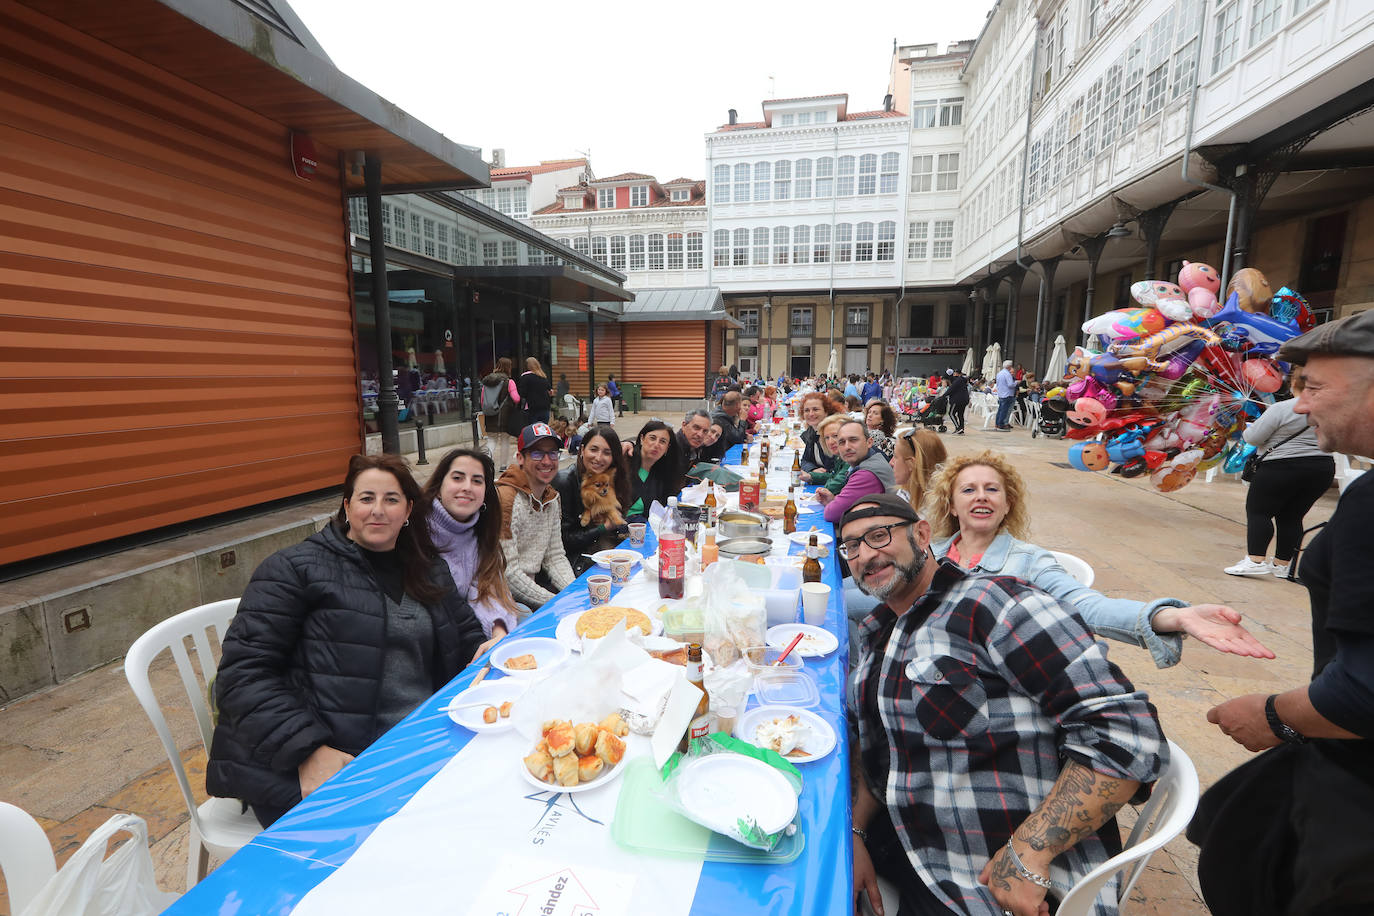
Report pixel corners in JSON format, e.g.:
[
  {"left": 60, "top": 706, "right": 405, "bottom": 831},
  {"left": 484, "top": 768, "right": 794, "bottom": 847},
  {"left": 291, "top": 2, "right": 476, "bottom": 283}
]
[
  {"left": 626, "top": 420, "right": 685, "bottom": 520},
  {"left": 809, "top": 414, "right": 852, "bottom": 493}
]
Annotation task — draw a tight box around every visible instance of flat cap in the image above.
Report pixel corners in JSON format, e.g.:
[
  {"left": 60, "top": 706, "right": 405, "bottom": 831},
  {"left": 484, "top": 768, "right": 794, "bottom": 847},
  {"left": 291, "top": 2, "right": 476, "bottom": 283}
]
[
  {"left": 1278, "top": 310, "right": 1374, "bottom": 364},
  {"left": 839, "top": 492, "right": 921, "bottom": 531}
]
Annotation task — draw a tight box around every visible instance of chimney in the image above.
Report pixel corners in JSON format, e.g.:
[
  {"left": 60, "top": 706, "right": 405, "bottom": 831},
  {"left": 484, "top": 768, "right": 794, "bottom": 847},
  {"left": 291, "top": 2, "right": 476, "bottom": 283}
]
[
  {"left": 491, "top": 148, "right": 506, "bottom": 167},
  {"left": 883, "top": 94, "right": 893, "bottom": 112},
  {"left": 728, "top": 108, "right": 738, "bottom": 125}
]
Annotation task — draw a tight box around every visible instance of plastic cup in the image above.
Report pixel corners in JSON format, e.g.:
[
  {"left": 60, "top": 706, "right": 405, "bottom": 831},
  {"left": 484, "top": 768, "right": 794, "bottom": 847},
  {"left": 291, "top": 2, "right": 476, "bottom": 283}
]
[
  {"left": 628, "top": 523, "right": 646, "bottom": 546},
  {"left": 610, "top": 558, "right": 634, "bottom": 586},
  {"left": 588, "top": 574, "right": 612, "bottom": 606},
  {"left": 801, "top": 582, "right": 831, "bottom": 626}
]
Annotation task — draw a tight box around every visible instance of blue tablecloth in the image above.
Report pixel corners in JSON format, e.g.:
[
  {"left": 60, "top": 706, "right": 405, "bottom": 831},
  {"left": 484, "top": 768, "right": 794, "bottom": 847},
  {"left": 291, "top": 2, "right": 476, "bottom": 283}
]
[{"left": 164, "top": 444, "right": 852, "bottom": 915}]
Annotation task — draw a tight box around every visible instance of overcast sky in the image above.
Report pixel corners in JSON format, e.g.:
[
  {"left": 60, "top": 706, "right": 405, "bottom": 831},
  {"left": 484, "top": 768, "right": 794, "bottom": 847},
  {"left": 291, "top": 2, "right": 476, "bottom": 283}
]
[{"left": 287, "top": 0, "right": 994, "bottom": 182}]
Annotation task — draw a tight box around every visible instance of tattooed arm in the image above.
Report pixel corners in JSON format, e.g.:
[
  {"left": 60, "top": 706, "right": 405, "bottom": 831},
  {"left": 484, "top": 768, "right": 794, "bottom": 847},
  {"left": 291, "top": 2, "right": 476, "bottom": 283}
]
[{"left": 978, "top": 760, "right": 1139, "bottom": 916}]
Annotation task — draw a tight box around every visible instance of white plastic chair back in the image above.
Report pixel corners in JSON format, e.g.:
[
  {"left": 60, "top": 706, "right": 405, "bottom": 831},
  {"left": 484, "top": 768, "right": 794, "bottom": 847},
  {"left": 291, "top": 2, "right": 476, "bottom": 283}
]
[
  {"left": 124, "top": 599, "right": 261, "bottom": 888},
  {"left": 0, "top": 801, "right": 58, "bottom": 914},
  {"left": 1055, "top": 740, "right": 1200, "bottom": 916},
  {"left": 1050, "top": 550, "right": 1095, "bottom": 588}
]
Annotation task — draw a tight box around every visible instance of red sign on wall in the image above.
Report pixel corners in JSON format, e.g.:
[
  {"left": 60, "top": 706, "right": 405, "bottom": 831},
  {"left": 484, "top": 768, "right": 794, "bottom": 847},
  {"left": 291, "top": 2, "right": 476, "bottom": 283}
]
[{"left": 578, "top": 339, "right": 588, "bottom": 371}]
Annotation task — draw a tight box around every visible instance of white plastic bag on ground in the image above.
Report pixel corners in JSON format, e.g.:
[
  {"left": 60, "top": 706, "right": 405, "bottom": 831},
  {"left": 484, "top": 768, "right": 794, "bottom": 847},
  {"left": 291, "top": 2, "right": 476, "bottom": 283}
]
[{"left": 19, "top": 813, "right": 178, "bottom": 916}]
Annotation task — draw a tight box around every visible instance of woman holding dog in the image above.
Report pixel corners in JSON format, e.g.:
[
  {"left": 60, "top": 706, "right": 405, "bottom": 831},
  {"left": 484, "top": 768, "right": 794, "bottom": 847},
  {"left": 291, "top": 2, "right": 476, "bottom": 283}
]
[{"left": 555, "top": 426, "right": 632, "bottom": 575}]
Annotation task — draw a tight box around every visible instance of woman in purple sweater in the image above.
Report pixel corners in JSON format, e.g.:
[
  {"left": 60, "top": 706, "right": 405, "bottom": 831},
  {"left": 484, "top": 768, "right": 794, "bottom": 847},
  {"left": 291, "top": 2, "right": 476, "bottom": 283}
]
[{"left": 424, "top": 448, "right": 519, "bottom": 645}]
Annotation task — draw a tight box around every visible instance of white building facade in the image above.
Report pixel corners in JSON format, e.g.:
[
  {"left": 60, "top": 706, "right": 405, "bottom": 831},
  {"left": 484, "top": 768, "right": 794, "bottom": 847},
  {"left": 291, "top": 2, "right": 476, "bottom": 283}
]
[{"left": 708, "top": 95, "right": 910, "bottom": 379}]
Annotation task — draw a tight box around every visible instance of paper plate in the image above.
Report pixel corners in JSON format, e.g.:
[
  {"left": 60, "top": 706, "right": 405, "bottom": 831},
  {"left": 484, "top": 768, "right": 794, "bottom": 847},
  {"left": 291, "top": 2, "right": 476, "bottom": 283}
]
[
  {"left": 490, "top": 637, "right": 569, "bottom": 678},
  {"left": 787, "top": 530, "right": 833, "bottom": 548},
  {"left": 591, "top": 549, "right": 642, "bottom": 568},
  {"left": 444, "top": 679, "right": 526, "bottom": 733},
  {"left": 555, "top": 607, "right": 663, "bottom": 652},
  {"left": 671, "top": 754, "right": 799, "bottom": 836},
  {"left": 766, "top": 623, "right": 839, "bottom": 658},
  {"left": 519, "top": 748, "right": 631, "bottom": 794},
  {"left": 736, "top": 705, "right": 836, "bottom": 764}
]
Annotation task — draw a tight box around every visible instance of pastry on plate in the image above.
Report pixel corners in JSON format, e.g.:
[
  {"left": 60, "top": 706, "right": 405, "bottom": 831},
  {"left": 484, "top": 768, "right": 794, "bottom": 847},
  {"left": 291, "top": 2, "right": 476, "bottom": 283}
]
[
  {"left": 545, "top": 722, "right": 576, "bottom": 757},
  {"left": 577, "top": 754, "right": 604, "bottom": 782},
  {"left": 553, "top": 752, "right": 579, "bottom": 787},
  {"left": 573, "top": 722, "right": 599, "bottom": 756},
  {"left": 599, "top": 712, "right": 630, "bottom": 737},
  {"left": 505, "top": 653, "right": 538, "bottom": 670},
  {"left": 523, "top": 747, "right": 554, "bottom": 782},
  {"left": 595, "top": 729, "right": 626, "bottom": 766}
]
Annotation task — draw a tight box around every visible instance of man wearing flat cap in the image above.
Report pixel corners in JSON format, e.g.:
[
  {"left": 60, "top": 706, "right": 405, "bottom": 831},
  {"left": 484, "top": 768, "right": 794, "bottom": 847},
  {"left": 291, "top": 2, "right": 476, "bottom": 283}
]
[
  {"left": 1190, "top": 310, "right": 1374, "bottom": 916},
  {"left": 841, "top": 493, "right": 1165, "bottom": 916}
]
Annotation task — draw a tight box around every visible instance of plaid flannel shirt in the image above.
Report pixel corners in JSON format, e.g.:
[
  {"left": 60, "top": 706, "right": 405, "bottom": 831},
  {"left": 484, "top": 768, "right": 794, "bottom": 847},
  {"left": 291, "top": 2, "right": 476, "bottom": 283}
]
[{"left": 851, "top": 559, "right": 1166, "bottom": 916}]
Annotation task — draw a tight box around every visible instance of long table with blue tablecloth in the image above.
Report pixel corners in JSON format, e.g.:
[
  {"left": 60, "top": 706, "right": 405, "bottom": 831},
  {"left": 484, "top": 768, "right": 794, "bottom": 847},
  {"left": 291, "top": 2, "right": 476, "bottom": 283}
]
[{"left": 162, "top": 443, "right": 853, "bottom": 915}]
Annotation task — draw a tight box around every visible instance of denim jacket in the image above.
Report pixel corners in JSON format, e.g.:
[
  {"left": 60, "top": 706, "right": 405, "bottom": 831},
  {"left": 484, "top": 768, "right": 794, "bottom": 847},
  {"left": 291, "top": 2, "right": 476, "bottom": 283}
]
[{"left": 931, "top": 531, "right": 1185, "bottom": 668}]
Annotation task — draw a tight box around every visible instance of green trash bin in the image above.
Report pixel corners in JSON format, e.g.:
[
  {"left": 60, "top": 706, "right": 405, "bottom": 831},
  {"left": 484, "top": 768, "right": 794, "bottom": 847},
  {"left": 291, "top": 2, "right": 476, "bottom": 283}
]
[{"left": 619, "top": 382, "right": 642, "bottom": 414}]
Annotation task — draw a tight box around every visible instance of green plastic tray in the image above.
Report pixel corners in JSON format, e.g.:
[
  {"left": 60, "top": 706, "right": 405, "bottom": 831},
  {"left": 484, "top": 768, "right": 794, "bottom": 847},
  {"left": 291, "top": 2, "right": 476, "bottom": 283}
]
[{"left": 610, "top": 757, "right": 805, "bottom": 864}]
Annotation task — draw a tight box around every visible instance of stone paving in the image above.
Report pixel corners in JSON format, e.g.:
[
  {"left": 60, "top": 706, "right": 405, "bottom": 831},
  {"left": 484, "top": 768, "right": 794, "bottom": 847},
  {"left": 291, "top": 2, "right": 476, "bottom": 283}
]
[{"left": 0, "top": 410, "right": 1335, "bottom": 914}]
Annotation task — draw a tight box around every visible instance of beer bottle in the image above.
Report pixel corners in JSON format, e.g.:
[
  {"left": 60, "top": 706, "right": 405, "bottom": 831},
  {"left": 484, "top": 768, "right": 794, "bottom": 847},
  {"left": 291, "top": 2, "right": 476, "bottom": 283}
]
[
  {"left": 703, "top": 484, "right": 718, "bottom": 528},
  {"left": 783, "top": 486, "right": 798, "bottom": 535},
  {"left": 679, "top": 644, "right": 711, "bottom": 752},
  {"left": 802, "top": 533, "right": 823, "bottom": 583},
  {"left": 757, "top": 466, "right": 767, "bottom": 501},
  {"left": 791, "top": 449, "right": 803, "bottom": 488},
  {"left": 760, "top": 438, "right": 771, "bottom": 469}
]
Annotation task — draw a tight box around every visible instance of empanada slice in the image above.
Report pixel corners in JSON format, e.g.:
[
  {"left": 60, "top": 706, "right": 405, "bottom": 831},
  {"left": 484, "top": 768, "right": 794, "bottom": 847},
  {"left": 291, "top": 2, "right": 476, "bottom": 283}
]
[
  {"left": 523, "top": 748, "right": 554, "bottom": 783},
  {"left": 574, "top": 722, "right": 599, "bottom": 756},
  {"left": 594, "top": 729, "right": 626, "bottom": 766},
  {"left": 553, "top": 752, "right": 579, "bottom": 787},
  {"left": 577, "top": 754, "right": 604, "bottom": 782},
  {"left": 546, "top": 723, "right": 577, "bottom": 757}
]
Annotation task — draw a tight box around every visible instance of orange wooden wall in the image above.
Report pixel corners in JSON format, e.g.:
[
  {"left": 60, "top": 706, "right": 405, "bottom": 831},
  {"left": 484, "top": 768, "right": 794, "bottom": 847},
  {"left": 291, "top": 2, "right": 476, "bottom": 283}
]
[
  {"left": 0, "top": 1, "right": 361, "bottom": 565},
  {"left": 622, "top": 321, "right": 712, "bottom": 398}
]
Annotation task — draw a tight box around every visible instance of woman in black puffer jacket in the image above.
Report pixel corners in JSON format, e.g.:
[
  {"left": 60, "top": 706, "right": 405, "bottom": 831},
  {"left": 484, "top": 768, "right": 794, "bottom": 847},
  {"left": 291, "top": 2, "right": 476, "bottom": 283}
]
[
  {"left": 554, "top": 426, "right": 631, "bottom": 575},
  {"left": 206, "top": 454, "right": 487, "bottom": 827}
]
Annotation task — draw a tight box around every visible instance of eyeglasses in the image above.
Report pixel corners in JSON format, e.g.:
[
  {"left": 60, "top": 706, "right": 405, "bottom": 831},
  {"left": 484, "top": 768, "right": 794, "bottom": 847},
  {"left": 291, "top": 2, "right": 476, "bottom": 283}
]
[
  {"left": 838, "top": 521, "right": 916, "bottom": 559},
  {"left": 527, "top": 450, "right": 561, "bottom": 462}
]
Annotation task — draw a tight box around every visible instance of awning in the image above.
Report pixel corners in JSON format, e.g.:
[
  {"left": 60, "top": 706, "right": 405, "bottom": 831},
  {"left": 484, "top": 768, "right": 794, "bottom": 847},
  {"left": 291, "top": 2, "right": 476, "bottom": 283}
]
[
  {"left": 454, "top": 265, "right": 633, "bottom": 306},
  {"left": 620, "top": 287, "right": 741, "bottom": 326},
  {"left": 23, "top": 0, "right": 489, "bottom": 194}
]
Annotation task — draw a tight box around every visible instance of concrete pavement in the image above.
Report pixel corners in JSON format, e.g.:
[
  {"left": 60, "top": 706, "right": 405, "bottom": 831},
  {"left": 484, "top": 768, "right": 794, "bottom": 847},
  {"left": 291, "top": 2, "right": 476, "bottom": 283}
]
[{"left": 0, "top": 411, "right": 1334, "bottom": 914}]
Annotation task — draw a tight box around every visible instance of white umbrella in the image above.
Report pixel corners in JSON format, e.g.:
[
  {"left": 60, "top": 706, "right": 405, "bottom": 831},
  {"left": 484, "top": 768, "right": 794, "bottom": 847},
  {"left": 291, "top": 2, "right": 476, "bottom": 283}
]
[
  {"left": 982, "top": 343, "right": 1001, "bottom": 378},
  {"left": 826, "top": 348, "right": 839, "bottom": 378},
  {"left": 1045, "top": 334, "right": 1068, "bottom": 382},
  {"left": 432, "top": 348, "right": 446, "bottom": 376},
  {"left": 961, "top": 347, "right": 975, "bottom": 376}
]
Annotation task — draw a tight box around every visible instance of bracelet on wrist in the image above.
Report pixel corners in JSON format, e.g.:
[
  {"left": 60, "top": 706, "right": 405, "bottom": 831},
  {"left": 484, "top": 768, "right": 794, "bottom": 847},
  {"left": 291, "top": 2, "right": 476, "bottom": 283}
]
[
  {"left": 1005, "top": 838, "right": 1056, "bottom": 891},
  {"left": 851, "top": 825, "right": 869, "bottom": 843}
]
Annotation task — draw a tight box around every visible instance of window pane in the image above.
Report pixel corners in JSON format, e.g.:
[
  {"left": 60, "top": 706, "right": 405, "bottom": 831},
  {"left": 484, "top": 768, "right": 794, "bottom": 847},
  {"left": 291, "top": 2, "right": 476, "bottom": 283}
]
[
  {"left": 835, "top": 223, "right": 853, "bottom": 262},
  {"left": 793, "top": 224, "right": 811, "bottom": 264},
  {"left": 609, "top": 235, "right": 626, "bottom": 270},
  {"left": 629, "top": 234, "right": 645, "bottom": 271},
  {"left": 687, "top": 232, "right": 704, "bottom": 269},
  {"left": 773, "top": 226, "right": 790, "bottom": 264},
  {"left": 667, "top": 233, "right": 683, "bottom": 270},
  {"left": 648, "top": 234, "right": 664, "bottom": 270}
]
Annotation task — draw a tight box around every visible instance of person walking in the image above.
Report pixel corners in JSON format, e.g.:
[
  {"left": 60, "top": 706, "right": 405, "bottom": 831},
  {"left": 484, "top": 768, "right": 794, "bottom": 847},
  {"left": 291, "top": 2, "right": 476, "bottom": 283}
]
[
  {"left": 1224, "top": 379, "right": 1334, "bottom": 578},
  {"left": 517, "top": 357, "right": 552, "bottom": 425},
  {"left": 587, "top": 384, "right": 615, "bottom": 425},
  {"left": 605, "top": 374, "right": 622, "bottom": 415},
  {"left": 1192, "top": 311, "right": 1374, "bottom": 916},
  {"left": 994, "top": 360, "right": 1017, "bottom": 430},
  {"left": 946, "top": 368, "right": 970, "bottom": 435}
]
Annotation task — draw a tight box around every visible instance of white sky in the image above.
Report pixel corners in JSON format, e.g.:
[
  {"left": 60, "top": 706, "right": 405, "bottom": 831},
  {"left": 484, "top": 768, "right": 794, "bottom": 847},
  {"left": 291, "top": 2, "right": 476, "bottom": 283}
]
[{"left": 286, "top": 0, "right": 995, "bottom": 182}]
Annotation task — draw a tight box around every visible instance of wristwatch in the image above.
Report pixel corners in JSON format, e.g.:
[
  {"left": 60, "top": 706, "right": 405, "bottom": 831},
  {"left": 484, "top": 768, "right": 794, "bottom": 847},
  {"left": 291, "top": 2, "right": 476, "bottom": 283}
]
[{"left": 1264, "top": 694, "right": 1307, "bottom": 744}]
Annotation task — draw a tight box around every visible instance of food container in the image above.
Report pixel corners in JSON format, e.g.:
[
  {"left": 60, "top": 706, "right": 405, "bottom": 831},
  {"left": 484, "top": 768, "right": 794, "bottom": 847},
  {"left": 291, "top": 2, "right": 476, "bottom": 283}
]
[
  {"left": 717, "top": 536, "right": 773, "bottom": 560},
  {"left": 718, "top": 509, "right": 767, "bottom": 540},
  {"left": 661, "top": 603, "right": 706, "bottom": 645},
  {"left": 743, "top": 645, "right": 804, "bottom": 675}
]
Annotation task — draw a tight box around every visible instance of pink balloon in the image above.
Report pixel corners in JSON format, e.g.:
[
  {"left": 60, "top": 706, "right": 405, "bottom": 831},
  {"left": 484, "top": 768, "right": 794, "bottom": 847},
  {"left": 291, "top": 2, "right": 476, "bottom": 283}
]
[
  {"left": 1189, "top": 287, "right": 1220, "bottom": 319},
  {"left": 1242, "top": 359, "right": 1283, "bottom": 393},
  {"left": 1179, "top": 261, "right": 1221, "bottom": 296}
]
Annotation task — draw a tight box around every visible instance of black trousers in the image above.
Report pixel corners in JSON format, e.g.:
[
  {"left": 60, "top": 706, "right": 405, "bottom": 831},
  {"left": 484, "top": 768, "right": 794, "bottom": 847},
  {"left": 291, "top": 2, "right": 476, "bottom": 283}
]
[
  {"left": 949, "top": 400, "right": 967, "bottom": 433},
  {"left": 1245, "top": 456, "right": 1334, "bottom": 560}
]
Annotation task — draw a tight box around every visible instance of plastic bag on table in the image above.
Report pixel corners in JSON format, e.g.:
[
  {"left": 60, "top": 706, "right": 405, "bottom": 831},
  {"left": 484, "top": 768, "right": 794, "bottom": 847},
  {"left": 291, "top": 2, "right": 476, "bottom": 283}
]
[
  {"left": 18, "top": 813, "right": 178, "bottom": 916},
  {"left": 701, "top": 560, "right": 766, "bottom": 668},
  {"left": 653, "top": 733, "right": 802, "bottom": 851}
]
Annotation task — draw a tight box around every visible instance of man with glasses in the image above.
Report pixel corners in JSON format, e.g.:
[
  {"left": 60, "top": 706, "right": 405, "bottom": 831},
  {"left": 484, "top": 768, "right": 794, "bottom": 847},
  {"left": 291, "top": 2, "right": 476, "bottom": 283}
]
[
  {"left": 816, "top": 420, "right": 895, "bottom": 524},
  {"left": 841, "top": 493, "right": 1165, "bottom": 916},
  {"left": 495, "top": 423, "right": 575, "bottom": 611}
]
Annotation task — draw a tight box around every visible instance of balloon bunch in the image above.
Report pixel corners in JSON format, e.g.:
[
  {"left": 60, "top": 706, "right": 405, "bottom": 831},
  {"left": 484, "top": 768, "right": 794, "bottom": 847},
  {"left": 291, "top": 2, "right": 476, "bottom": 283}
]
[{"left": 1049, "top": 262, "right": 1315, "bottom": 492}]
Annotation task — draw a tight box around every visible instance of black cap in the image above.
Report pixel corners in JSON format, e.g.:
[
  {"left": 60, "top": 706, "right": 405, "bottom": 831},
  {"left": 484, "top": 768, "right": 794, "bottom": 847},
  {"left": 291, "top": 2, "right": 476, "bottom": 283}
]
[
  {"left": 839, "top": 493, "right": 921, "bottom": 531},
  {"left": 1278, "top": 311, "right": 1374, "bottom": 365}
]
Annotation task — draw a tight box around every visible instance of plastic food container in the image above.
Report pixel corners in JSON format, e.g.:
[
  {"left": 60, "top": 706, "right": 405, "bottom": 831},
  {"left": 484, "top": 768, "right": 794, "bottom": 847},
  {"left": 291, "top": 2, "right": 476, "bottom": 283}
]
[
  {"left": 753, "top": 670, "right": 820, "bottom": 707},
  {"left": 743, "top": 645, "right": 804, "bottom": 675},
  {"left": 661, "top": 603, "right": 706, "bottom": 646}
]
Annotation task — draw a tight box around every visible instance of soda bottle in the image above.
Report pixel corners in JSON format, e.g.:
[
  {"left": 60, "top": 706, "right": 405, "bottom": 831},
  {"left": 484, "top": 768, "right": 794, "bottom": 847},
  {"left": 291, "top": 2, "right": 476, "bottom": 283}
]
[
  {"left": 658, "top": 497, "right": 686, "bottom": 599},
  {"left": 783, "top": 486, "right": 798, "bottom": 535},
  {"left": 802, "top": 533, "right": 823, "bottom": 583},
  {"left": 679, "top": 644, "right": 711, "bottom": 752}
]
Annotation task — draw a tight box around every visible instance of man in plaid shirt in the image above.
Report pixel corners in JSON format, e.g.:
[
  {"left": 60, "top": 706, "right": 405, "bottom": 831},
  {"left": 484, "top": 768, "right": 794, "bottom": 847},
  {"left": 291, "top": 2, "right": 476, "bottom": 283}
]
[{"left": 841, "top": 494, "right": 1167, "bottom": 916}]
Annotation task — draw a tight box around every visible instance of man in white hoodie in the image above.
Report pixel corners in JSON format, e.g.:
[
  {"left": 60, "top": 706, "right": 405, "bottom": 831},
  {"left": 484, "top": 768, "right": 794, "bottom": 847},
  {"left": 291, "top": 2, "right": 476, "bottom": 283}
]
[{"left": 495, "top": 423, "right": 575, "bottom": 610}]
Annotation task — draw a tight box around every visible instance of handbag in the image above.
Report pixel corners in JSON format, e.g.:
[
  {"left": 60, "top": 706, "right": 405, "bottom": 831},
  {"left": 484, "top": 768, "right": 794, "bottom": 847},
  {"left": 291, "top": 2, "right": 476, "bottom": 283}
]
[{"left": 1241, "top": 427, "right": 1306, "bottom": 482}]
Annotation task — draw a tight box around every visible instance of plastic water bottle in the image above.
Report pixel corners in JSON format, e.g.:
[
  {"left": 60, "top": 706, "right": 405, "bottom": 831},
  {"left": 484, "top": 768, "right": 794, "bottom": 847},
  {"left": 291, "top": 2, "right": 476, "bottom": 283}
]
[{"left": 659, "top": 497, "right": 686, "bottom": 599}]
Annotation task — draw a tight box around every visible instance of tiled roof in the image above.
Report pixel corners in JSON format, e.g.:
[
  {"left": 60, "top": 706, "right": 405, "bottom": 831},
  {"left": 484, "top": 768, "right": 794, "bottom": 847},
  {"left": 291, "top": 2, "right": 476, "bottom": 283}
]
[
  {"left": 489, "top": 157, "right": 586, "bottom": 178},
  {"left": 847, "top": 109, "right": 906, "bottom": 119},
  {"left": 716, "top": 120, "right": 767, "bottom": 131},
  {"left": 556, "top": 182, "right": 589, "bottom": 194},
  {"left": 765, "top": 93, "right": 848, "bottom": 104},
  {"left": 591, "top": 172, "right": 655, "bottom": 184},
  {"left": 663, "top": 177, "right": 698, "bottom": 186}
]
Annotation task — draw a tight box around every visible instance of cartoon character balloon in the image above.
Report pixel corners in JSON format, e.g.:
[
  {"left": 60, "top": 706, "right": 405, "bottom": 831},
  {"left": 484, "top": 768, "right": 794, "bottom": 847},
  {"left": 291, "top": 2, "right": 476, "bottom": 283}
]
[
  {"left": 1131, "top": 280, "right": 1192, "bottom": 322},
  {"left": 1179, "top": 261, "right": 1223, "bottom": 320},
  {"left": 1227, "top": 268, "right": 1274, "bottom": 314}
]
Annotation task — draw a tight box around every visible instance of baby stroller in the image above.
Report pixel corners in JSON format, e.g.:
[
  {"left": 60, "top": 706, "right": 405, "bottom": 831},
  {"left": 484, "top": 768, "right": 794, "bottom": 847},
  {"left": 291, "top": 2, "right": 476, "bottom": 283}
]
[
  {"left": 918, "top": 391, "right": 949, "bottom": 433},
  {"left": 1032, "top": 396, "right": 1066, "bottom": 438}
]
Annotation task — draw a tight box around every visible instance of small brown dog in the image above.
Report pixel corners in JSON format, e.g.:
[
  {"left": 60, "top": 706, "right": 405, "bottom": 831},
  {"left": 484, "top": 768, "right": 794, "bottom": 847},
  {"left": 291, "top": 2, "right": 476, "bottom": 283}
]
[{"left": 580, "top": 471, "right": 625, "bottom": 528}]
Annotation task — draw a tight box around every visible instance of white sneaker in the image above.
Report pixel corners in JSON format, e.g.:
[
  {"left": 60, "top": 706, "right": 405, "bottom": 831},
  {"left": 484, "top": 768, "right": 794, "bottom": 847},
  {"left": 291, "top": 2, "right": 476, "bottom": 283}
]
[
  {"left": 1225, "top": 557, "right": 1274, "bottom": 577},
  {"left": 1271, "top": 564, "right": 1293, "bottom": 579}
]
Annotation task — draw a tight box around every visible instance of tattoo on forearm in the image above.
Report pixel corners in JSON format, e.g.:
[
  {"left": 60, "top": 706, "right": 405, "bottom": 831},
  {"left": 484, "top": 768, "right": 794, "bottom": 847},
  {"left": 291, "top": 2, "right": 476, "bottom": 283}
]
[{"left": 1015, "top": 763, "right": 1139, "bottom": 859}]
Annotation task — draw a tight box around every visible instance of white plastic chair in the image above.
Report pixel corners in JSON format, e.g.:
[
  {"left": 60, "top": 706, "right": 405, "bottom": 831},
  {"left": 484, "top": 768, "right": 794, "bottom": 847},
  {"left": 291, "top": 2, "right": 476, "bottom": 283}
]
[
  {"left": 1050, "top": 550, "right": 1095, "bottom": 588},
  {"left": 124, "top": 599, "right": 262, "bottom": 890},
  {"left": 1335, "top": 453, "right": 1369, "bottom": 494},
  {"left": 0, "top": 801, "right": 58, "bottom": 914},
  {"left": 563, "top": 393, "right": 583, "bottom": 422},
  {"left": 1055, "top": 740, "right": 1201, "bottom": 916}
]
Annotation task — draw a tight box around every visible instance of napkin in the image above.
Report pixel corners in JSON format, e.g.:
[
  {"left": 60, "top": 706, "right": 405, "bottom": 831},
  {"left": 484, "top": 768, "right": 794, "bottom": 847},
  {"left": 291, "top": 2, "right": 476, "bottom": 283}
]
[{"left": 652, "top": 674, "right": 706, "bottom": 769}]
